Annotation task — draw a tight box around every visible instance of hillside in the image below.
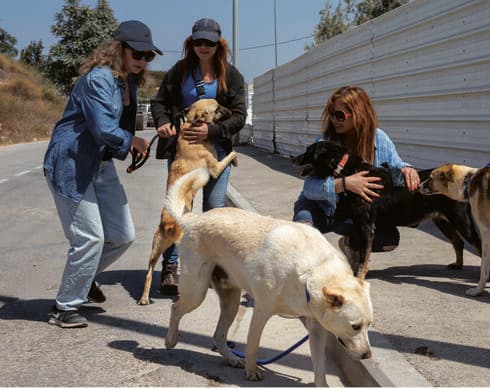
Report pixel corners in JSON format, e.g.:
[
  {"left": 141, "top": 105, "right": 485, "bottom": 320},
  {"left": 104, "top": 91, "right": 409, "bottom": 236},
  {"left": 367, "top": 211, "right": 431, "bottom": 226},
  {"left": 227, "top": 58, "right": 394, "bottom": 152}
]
[
  {"left": 0, "top": 55, "right": 66, "bottom": 145},
  {"left": 0, "top": 54, "right": 166, "bottom": 145}
]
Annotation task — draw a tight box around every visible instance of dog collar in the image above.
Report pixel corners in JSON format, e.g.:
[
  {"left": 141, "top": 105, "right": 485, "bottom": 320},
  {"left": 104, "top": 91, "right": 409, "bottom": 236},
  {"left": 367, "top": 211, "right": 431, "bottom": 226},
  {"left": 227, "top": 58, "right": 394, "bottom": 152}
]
[{"left": 333, "top": 154, "right": 349, "bottom": 177}]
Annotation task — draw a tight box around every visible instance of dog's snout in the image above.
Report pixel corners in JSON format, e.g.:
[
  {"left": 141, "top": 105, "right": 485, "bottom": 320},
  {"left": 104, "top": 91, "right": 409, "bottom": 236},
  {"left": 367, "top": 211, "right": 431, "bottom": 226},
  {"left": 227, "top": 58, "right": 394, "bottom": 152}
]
[{"left": 362, "top": 350, "right": 372, "bottom": 359}]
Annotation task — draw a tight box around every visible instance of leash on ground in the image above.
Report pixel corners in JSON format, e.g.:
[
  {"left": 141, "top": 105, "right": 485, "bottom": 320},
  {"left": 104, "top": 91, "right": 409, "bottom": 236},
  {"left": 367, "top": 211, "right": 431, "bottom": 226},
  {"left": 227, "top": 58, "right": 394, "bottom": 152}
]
[
  {"left": 126, "top": 134, "right": 159, "bottom": 173},
  {"left": 212, "top": 335, "right": 309, "bottom": 365}
]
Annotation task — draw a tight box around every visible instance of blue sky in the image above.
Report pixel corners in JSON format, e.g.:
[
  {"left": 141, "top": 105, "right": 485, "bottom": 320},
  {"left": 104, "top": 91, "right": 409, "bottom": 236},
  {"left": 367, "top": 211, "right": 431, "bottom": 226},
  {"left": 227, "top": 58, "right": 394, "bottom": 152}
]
[{"left": 2, "top": 0, "right": 331, "bottom": 84}]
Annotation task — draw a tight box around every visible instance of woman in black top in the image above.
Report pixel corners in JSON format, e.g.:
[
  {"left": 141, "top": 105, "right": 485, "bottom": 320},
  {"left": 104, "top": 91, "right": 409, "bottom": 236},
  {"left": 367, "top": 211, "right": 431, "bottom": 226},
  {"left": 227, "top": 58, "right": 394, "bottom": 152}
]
[{"left": 151, "top": 18, "right": 246, "bottom": 295}]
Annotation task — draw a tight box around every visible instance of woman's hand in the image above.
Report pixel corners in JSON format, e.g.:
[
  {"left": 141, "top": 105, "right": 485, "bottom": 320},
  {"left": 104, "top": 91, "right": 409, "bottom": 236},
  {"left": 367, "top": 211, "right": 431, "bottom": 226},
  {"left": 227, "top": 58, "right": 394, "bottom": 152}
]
[
  {"left": 345, "top": 171, "right": 384, "bottom": 203},
  {"left": 401, "top": 166, "right": 420, "bottom": 191},
  {"left": 183, "top": 122, "right": 209, "bottom": 144},
  {"left": 157, "top": 123, "right": 177, "bottom": 138},
  {"left": 131, "top": 136, "right": 150, "bottom": 157}
]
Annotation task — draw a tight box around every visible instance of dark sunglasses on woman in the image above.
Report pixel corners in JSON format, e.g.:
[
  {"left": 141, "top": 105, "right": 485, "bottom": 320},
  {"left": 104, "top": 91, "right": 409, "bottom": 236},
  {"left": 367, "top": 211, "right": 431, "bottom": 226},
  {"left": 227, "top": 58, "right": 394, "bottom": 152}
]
[
  {"left": 123, "top": 43, "right": 155, "bottom": 62},
  {"left": 193, "top": 39, "right": 217, "bottom": 47},
  {"left": 330, "top": 110, "right": 352, "bottom": 122}
]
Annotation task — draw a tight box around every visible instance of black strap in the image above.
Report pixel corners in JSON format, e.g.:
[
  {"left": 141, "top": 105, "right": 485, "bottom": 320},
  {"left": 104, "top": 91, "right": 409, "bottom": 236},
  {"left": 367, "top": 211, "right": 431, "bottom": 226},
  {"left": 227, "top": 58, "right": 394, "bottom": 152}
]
[
  {"left": 126, "top": 134, "right": 159, "bottom": 173},
  {"left": 194, "top": 78, "right": 206, "bottom": 99}
]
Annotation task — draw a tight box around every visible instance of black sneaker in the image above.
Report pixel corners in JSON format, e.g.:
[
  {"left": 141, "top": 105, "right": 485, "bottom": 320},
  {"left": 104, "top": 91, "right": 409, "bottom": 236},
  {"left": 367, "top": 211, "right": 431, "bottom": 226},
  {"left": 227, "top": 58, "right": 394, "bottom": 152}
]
[
  {"left": 48, "top": 306, "right": 88, "bottom": 328},
  {"left": 88, "top": 281, "right": 106, "bottom": 303}
]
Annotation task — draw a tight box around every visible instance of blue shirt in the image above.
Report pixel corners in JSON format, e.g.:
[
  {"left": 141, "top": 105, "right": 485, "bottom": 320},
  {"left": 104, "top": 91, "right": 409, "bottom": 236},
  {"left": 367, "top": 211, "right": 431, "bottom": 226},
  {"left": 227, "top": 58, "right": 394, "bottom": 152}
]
[
  {"left": 302, "top": 128, "right": 411, "bottom": 214},
  {"left": 43, "top": 66, "right": 133, "bottom": 202},
  {"left": 181, "top": 68, "right": 218, "bottom": 107}
]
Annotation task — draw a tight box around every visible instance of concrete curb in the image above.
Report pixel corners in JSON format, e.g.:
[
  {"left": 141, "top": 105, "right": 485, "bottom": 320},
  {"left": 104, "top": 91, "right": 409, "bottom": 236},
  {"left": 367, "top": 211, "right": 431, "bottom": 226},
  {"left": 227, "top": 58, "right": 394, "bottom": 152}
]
[{"left": 226, "top": 183, "right": 432, "bottom": 387}]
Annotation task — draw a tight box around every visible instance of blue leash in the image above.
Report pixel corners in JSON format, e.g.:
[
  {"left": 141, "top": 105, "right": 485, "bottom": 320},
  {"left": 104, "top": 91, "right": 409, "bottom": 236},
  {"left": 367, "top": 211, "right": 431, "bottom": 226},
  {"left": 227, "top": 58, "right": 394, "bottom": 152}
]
[{"left": 212, "top": 335, "right": 309, "bottom": 365}]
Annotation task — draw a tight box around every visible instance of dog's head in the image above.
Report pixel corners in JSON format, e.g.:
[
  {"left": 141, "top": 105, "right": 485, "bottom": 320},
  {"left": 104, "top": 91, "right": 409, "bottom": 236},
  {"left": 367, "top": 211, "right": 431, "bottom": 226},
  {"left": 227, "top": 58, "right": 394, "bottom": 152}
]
[
  {"left": 184, "top": 99, "right": 232, "bottom": 124},
  {"left": 307, "top": 274, "right": 373, "bottom": 360},
  {"left": 291, "top": 141, "right": 348, "bottom": 178},
  {"left": 419, "top": 164, "right": 474, "bottom": 201}
]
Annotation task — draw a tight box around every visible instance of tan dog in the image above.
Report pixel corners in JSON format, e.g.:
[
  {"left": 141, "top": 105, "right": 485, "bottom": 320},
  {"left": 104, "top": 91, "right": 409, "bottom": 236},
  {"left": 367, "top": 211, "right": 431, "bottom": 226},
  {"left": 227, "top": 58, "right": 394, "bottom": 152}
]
[
  {"left": 420, "top": 163, "right": 490, "bottom": 296},
  {"left": 137, "top": 99, "right": 238, "bottom": 305},
  {"left": 163, "top": 167, "right": 373, "bottom": 386}
]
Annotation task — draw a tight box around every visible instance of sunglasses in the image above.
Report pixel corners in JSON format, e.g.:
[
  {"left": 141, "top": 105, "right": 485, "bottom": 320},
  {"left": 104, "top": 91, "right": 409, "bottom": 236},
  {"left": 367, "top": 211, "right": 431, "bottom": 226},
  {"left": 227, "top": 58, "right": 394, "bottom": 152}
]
[
  {"left": 123, "top": 43, "right": 155, "bottom": 62},
  {"left": 330, "top": 110, "right": 353, "bottom": 122},
  {"left": 193, "top": 39, "right": 217, "bottom": 47}
]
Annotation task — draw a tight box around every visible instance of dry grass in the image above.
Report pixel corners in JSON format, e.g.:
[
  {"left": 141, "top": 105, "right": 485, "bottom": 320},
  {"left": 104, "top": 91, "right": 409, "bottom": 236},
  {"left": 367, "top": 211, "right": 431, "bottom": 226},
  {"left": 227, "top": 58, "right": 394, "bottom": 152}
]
[
  {"left": 0, "top": 55, "right": 166, "bottom": 145},
  {"left": 0, "top": 54, "right": 65, "bottom": 145}
]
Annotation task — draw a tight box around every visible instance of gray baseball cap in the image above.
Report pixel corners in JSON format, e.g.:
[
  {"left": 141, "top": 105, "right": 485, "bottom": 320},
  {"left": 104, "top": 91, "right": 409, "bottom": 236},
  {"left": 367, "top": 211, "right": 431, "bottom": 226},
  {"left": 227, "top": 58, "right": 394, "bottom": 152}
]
[
  {"left": 191, "top": 18, "right": 221, "bottom": 42},
  {"left": 114, "top": 20, "right": 162, "bottom": 55}
]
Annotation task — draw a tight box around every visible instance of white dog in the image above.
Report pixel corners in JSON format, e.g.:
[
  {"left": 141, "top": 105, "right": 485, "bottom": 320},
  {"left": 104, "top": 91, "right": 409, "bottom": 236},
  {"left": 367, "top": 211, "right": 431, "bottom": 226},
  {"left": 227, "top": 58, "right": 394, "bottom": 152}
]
[{"left": 164, "top": 167, "right": 373, "bottom": 386}]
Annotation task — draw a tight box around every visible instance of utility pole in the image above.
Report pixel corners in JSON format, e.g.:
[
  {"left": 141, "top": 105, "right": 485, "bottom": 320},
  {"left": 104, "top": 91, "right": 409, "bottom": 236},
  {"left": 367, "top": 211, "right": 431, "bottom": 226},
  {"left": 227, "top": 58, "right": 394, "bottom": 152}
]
[{"left": 232, "top": 0, "right": 238, "bottom": 67}]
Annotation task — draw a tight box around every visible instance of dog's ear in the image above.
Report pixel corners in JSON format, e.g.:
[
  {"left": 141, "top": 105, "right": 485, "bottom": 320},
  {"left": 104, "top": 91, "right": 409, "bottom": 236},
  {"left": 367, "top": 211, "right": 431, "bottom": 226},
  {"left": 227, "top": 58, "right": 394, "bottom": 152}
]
[
  {"left": 322, "top": 286, "right": 345, "bottom": 308},
  {"left": 440, "top": 166, "right": 455, "bottom": 182}
]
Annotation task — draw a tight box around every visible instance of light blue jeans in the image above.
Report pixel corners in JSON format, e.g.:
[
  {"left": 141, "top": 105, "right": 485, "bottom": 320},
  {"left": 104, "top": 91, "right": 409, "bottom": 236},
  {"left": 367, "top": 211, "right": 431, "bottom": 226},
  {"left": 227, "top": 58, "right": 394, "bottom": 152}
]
[
  {"left": 162, "top": 142, "right": 231, "bottom": 266},
  {"left": 47, "top": 160, "right": 135, "bottom": 311}
]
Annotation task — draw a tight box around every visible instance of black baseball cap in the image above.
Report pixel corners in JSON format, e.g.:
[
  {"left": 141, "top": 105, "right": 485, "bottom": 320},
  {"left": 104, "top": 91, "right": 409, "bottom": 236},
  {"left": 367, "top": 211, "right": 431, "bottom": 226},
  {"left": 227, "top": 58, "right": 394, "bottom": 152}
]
[
  {"left": 191, "top": 18, "right": 221, "bottom": 42},
  {"left": 114, "top": 20, "right": 162, "bottom": 55}
]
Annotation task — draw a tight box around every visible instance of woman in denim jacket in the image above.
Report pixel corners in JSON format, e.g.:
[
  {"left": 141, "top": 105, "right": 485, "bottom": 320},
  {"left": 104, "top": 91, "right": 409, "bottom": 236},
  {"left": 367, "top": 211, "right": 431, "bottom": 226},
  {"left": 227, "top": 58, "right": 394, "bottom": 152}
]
[
  {"left": 151, "top": 18, "right": 246, "bottom": 295},
  {"left": 43, "top": 20, "right": 161, "bottom": 328},
  {"left": 293, "top": 86, "right": 420, "bottom": 257}
]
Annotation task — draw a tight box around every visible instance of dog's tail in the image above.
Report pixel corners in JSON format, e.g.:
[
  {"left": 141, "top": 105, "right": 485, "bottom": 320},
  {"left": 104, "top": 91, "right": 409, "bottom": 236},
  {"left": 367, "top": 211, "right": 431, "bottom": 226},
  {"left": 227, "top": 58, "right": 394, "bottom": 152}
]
[{"left": 165, "top": 167, "right": 211, "bottom": 224}]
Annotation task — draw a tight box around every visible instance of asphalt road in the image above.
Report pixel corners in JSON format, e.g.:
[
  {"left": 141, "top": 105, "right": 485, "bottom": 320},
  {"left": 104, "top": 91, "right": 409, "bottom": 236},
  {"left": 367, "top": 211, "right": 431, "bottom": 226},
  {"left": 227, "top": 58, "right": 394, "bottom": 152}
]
[
  {"left": 1, "top": 132, "right": 489, "bottom": 387},
  {"left": 0, "top": 136, "right": 345, "bottom": 387}
]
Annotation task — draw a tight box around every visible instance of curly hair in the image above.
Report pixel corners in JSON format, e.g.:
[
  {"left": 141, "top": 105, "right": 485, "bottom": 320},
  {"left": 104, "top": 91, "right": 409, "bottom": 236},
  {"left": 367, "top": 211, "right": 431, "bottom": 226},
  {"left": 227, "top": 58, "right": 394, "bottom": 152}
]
[
  {"left": 321, "top": 85, "right": 378, "bottom": 163},
  {"left": 181, "top": 36, "right": 230, "bottom": 94},
  {"left": 79, "top": 40, "right": 146, "bottom": 87}
]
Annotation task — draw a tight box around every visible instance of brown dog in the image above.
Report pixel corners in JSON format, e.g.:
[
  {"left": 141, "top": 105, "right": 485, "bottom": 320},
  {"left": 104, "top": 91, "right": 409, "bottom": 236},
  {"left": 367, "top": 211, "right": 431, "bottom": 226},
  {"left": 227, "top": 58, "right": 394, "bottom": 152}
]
[
  {"left": 420, "top": 163, "right": 490, "bottom": 296},
  {"left": 137, "top": 99, "right": 238, "bottom": 305}
]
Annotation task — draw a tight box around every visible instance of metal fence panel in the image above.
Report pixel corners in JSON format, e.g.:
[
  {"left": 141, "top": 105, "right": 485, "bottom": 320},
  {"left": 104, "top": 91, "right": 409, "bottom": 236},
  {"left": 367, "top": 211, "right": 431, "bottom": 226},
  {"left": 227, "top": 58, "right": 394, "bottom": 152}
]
[{"left": 250, "top": 0, "right": 490, "bottom": 168}]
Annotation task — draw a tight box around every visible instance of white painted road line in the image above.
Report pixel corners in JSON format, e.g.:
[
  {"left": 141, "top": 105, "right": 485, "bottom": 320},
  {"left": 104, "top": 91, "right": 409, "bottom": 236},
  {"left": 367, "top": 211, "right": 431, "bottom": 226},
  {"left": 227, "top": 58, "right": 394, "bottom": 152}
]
[
  {"left": 15, "top": 170, "right": 31, "bottom": 177},
  {"left": 0, "top": 179, "right": 8, "bottom": 184}
]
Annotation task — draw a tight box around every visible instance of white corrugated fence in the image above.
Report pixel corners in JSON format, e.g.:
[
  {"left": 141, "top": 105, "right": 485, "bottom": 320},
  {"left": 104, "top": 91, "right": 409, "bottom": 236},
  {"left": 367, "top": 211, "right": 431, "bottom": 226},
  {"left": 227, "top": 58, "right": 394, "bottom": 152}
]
[{"left": 250, "top": 0, "right": 490, "bottom": 168}]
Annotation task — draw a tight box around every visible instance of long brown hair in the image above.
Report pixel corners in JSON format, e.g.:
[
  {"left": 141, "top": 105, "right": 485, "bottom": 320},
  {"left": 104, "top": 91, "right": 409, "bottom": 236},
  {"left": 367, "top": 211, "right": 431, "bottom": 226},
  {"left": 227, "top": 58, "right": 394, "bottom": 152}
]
[
  {"left": 79, "top": 40, "right": 146, "bottom": 86},
  {"left": 321, "top": 85, "right": 378, "bottom": 163},
  {"left": 181, "top": 36, "right": 229, "bottom": 94}
]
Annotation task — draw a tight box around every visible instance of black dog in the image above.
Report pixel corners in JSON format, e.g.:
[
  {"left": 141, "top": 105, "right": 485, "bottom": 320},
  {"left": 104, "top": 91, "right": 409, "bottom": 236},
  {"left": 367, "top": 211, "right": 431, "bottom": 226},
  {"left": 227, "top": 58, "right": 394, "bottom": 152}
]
[{"left": 292, "top": 140, "right": 482, "bottom": 279}]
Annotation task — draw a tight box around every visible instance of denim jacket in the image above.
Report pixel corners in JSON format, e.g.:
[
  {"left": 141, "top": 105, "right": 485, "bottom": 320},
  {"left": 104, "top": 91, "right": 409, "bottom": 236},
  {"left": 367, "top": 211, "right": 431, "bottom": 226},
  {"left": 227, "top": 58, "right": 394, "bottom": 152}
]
[
  {"left": 43, "top": 66, "right": 133, "bottom": 203},
  {"left": 302, "top": 128, "right": 411, "bottom": 214}
]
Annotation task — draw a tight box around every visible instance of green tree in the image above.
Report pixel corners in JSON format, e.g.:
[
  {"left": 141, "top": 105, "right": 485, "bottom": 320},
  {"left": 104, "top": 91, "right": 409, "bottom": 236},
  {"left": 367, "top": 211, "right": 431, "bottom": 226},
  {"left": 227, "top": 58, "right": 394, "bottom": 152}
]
[
  {"left": 0, "top": 27, "right": 18, "bottom": 58},
  {"left": 45, "top": 0, "right": 118, "bottom": 94},
  {"left": 308, "top": 0, "right": 408, "bottom": 49},
  {"left": 20, "top": 40, "right": 45, "bottom": 69}
]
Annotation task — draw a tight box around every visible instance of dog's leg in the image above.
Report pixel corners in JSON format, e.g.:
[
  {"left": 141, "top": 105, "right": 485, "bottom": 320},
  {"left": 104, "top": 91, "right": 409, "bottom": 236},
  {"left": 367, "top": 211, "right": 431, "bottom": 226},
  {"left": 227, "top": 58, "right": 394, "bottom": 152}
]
[
  {"left": 207, "top": 151, "right": 238, "bottom": 179},
  {"left": 304, "top": 317, "right": 328, "bottom": 387},
  {"left": 137, "top": 228, "right": 162, "bottom": 305},
  {"left": 212, "top": 283, "right": 244, "bottom": 368},
  {"left": 138, "top": 211, "right": 183, "bottom": 305},
  {"left": 356, "top": 223, "right": 375, "bottom": 280},
  {"left": 244, "top": 309, "right": 270, "bottom": 381},
  {"left": 466, "top": 230, "right": 489, "bottom": 296},
  {"left": 165, "top": 262, "right": 213, "bottom": 348},
  {"left": 433, "top": 217, "right": 465, "bottom": 269}
]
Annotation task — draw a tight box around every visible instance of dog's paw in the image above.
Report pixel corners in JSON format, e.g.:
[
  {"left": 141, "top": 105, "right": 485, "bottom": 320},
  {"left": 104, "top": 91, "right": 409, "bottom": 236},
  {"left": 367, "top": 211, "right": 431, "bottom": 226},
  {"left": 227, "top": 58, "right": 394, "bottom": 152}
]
[
  {"left": 245, "top": 368, "right": 263, "bottom": 381},
  {"left": 137, "top": 297, "right": 150, "bottom": 305},
  {"left": 465, "top": 287, "right": 483, "bottom": 296},
  {"left": 165, "top": 335, "right": 178, "bottom": 349},
  {"left": 225, "top": 354, "right": 244, "bottom": 368}
]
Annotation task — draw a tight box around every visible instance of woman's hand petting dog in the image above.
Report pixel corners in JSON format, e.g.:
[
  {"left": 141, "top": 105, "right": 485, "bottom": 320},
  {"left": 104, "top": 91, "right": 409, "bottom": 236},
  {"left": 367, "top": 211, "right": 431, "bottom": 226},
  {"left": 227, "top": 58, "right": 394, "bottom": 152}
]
[
  {"left": 183, "top": 122, "right": 209, "bottom": 144},
  {"left": 401, "top": 166, "right": 420, "bottom": 191},
  {"left": 345, "top": 171, "right": 384, "bottom": 203}
]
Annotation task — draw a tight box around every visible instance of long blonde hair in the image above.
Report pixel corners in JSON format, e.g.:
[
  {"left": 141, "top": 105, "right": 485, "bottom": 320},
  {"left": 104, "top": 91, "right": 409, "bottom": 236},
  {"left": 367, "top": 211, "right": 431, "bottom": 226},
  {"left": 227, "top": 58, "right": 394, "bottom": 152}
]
[
  {"left": 79, "top": 40, "right": 146, "bottom": 86},
  {"left": 181, "top": 36, "right": 229, "bottom": 94},
  {"left": 321, "top": 85, "right": 378, "bottom": 163}
]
